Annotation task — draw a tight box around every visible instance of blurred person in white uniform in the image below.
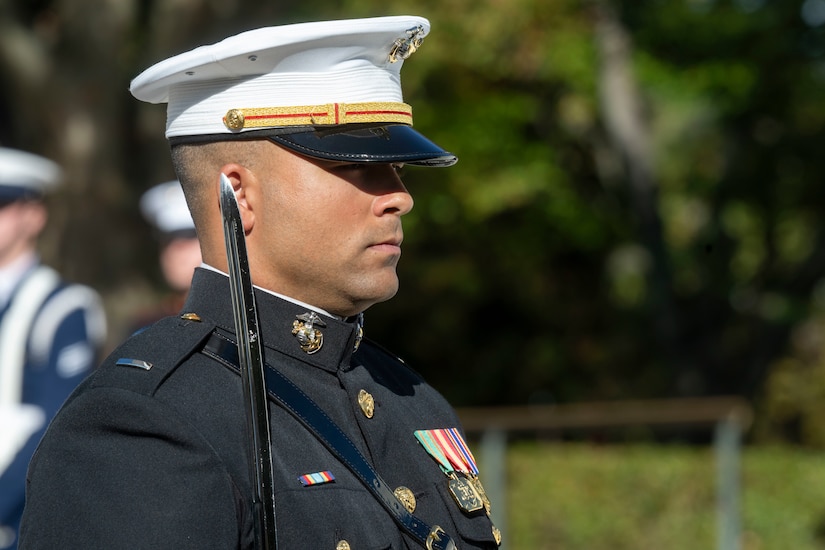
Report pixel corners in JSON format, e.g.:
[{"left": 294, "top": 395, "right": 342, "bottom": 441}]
[
  {"left": 132, "top": 179, "right": 201, "bottom": 331},
  {"left": 0, "top": 146, "right": 106, "bottom": 549}
]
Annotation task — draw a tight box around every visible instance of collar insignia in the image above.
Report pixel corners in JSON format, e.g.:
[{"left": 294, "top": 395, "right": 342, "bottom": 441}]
[
  {"left": 292, "top": 312, "right": 326, "bottom": 354},
  {"left": 353, "top": 313, "right": 364, "bottom": 352}
]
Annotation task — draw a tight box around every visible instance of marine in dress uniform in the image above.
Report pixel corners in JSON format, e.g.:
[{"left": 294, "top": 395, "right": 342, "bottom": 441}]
[
  {"left": 20, "top": 16, "right": 500, "bottom": 549},
  {"left": 0, "top": 147, "right": 106, "bottom": 549}
]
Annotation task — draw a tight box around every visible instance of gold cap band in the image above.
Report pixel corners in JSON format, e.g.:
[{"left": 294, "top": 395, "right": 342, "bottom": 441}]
[{"left": 223, "top": 102, "right": 413, "bottom": 131}]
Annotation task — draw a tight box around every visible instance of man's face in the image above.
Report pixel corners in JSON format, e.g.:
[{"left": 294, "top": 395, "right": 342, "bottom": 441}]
[
  {"left": 248, "top": 143, "right": 414, "bottom": 317},
  {"left": 160, "top": 236, "right": 202, "bottom": 293},
  {"left": 0, "top": 199, "right": 46, "bottom": 267}
]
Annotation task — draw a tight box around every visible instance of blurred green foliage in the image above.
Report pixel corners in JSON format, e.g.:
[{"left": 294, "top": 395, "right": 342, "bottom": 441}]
[
  {"left": 506, "top": 441, "right": 825, "bottom": 549},
  {"left": 4, "top": 0, "right": 825, "bottom": 442}
]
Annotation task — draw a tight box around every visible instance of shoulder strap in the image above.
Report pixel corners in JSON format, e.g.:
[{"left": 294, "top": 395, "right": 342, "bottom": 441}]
[
  {"left": 90, "top": 316, "right": 216, "bottom": 397},
  {"left": 0, "top": 266, "right": 61, "bottom": 406},
  {"left": 202, "top": 331, "right": 457, "bottom": 550}
]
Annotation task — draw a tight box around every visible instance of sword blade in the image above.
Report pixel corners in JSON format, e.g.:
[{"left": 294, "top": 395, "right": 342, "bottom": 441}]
[{"left": 219, "top": 173, "right": 277, "bottom": 549}]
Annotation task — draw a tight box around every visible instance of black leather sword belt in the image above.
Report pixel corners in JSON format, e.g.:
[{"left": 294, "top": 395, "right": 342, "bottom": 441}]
[{"left": 202, "top": 330, "right": 458, "bottom": 550}]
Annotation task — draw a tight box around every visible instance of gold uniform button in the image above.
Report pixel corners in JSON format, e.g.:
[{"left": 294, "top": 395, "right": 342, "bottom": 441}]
[
  {"left": 180, "top": 312, "right": 201, "bottom": 322},
  {"left": 358, "top": 389, "right": 375, "bottom": 418},
  {"left": 336, "top": 541, "right": 351, "bottom": 550},
  {"left": 393, "top": 486, "right": 416, "bottom": 513}
]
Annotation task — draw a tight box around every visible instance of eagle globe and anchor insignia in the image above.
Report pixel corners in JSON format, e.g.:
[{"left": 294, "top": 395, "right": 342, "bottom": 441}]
[
  {"left": 388, "top": 24, "right": 426, "bottom": 63},
  {"left": 292, "top": 312, "right": 326, "bottom": 354}
]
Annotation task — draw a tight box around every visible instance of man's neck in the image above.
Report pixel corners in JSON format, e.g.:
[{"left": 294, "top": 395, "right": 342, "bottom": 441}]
[{"left": 0, "top": 252, "right": 39, "bottom": 308}]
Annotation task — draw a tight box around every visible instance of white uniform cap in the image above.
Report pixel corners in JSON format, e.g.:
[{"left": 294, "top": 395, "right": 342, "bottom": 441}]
[
  {"left": 139, "top": 180, "right": 195, "bottom": 236},
  {"left": 0, "top": 147, "right": 62, "bottom": 201},
  {"left": 130, "top": 16, "right": 456, "bottom": 167}
]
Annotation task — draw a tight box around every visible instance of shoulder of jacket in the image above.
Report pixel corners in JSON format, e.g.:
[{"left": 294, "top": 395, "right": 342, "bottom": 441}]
[
  {"left": 89, "top": 316, "right": 216, "bottom": 397},
  {"left": 358, "top": 337, "right": 427, "bottom": 380}
]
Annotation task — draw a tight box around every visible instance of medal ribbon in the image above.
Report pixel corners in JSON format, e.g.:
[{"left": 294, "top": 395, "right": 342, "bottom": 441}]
[
  {"left": 445, "top": 427, "right": 479, "bottom": 476},
  {"left": 414, "top": 429, "right": 454, "bottom": 475},
  {"left": 415, "top": 428, "right": 478, "bottom": 476}
]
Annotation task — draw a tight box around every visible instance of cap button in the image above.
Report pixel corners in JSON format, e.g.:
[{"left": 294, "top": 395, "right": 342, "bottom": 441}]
[
  {"left": 224, "top": 109, "right": 245, "bottom": 130},
  {"left": 358, "top": 389, "right": 375, "bottom": 419}
]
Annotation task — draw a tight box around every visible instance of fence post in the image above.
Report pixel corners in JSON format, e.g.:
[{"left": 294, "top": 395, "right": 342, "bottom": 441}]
[
  {"left": 715, "top": 415, "right": 743, "bottom": 550},
  {"left": 480, "top": 427, "right": 508, "bottom": 548}
]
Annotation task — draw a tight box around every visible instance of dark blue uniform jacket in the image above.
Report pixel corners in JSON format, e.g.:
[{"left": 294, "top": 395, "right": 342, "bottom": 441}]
[{"left": 20, "top": 268, "right": 498, "bottom": 549}]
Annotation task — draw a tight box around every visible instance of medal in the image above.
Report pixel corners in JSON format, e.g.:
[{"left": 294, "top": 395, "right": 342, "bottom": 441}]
[
  {"left": 414, "top": 428, "right": 491, "bottom": 515},
  {"left": 471, "top": 476, "right": 492, "bottom": 514},
  {"left": 447, "top": 472, "right": 484, "bottom": 513},
  {"left": 440, "top": 427, "right": 492, "bottom": 514}
]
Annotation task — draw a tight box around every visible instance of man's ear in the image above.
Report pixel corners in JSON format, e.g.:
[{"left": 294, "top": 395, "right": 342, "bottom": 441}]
[{"left": 219, "top": 163, "right": 258, "bottom": 234}]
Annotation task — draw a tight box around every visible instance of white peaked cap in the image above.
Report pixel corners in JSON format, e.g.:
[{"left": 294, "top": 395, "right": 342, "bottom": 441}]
[
  {"left": 0, "top": 147, "right": 62, "bottom": 200},
  {"left": 140, "top": 180, "right": 195, "bottom": 235},
  {"left": 130, "top": 16, "right": 456, "bottom": 166}
]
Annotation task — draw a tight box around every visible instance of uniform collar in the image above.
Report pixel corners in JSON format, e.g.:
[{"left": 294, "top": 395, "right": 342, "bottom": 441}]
[
  {"left": 197, "top": 262, "right": 342, "bottom": 320},
  {"left": 182, "top": 267, "right": 362, "bottom": 373}
]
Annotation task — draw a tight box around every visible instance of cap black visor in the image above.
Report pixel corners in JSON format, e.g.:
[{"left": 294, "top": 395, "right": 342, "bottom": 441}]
[
  {"left": 0, "top": 186, "right": 42, "bottom": 204},
  {"left": 269, "top": 124, "right": 457, "bottom": 167}
]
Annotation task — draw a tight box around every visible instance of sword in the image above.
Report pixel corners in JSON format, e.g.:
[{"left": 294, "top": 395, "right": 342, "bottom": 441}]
[{"left": 219, "top": 173, "right": 277, "bottom": 549}]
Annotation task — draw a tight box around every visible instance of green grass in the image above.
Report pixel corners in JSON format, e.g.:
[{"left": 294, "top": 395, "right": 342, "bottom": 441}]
[{"left": 498, "top": 442, "right": 825, "bottom": 549}]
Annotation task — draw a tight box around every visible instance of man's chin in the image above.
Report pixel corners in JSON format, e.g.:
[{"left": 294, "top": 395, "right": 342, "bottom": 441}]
[{"left": 343, "top": 280, "right": 399, "bottom": 316}]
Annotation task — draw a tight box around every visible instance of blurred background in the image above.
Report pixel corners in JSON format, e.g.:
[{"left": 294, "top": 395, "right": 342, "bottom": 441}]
[{"left": 4, "top": 0, "right": 825, "bottom": 547}]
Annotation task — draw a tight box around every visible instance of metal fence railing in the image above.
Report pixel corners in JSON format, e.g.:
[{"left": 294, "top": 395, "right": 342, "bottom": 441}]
[{"left": 456, "top": 396, "right": 754, "bottom": 550}]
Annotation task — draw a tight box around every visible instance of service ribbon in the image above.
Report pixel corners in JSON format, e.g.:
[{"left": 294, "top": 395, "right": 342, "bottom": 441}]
[
  {"left": 414, "top": 429, "right": 454, "bottom": 475},
  {"left": 298, "top": 470, "right": 336, "bottom": 487}
]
